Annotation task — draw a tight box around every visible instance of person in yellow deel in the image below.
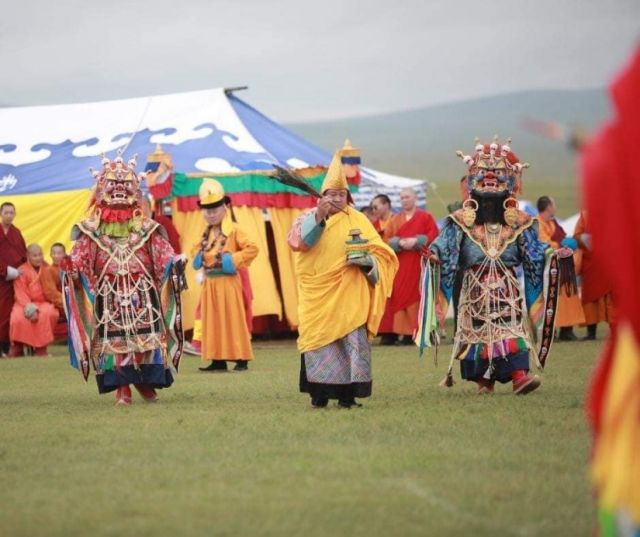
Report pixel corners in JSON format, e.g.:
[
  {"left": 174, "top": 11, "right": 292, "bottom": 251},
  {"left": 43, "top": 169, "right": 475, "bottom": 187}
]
[
  {"left": 192, "top": 179, "right": 258, "bottom": 372},
  {"left": 535, "top": 195, "right": 586, "bottom": 340},
  {"left": 288, "top": 140, "right": 398, "bottom": 408}
]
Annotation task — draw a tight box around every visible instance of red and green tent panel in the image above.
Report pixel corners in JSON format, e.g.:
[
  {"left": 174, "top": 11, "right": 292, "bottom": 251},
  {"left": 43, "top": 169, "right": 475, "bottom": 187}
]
[{"left": 171, "top": 168, "right": 359, "bottom": 211}]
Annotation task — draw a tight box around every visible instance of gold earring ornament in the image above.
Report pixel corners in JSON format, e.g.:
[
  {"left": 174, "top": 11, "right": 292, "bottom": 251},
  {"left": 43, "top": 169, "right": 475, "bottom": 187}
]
[
  {"left": 462, "top": 198, "right": 478, "bottom": 228},
  {"left": 503, "top": 197, "right": 519, "bottom": 227},
  {"left": 132, "top": 208, "right": 144, "bottom": 232}
]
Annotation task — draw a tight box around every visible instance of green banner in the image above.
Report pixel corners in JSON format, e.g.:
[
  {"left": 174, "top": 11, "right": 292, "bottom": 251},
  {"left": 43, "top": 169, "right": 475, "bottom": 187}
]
[{"left": 172, "top": 172, "right": 327, "bottom": 197}]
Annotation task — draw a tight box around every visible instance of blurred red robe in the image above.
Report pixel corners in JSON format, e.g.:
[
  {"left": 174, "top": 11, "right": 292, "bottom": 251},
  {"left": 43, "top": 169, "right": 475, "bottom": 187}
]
[{"left": 583, "top": 47, "right": 640, "bottom": 532}]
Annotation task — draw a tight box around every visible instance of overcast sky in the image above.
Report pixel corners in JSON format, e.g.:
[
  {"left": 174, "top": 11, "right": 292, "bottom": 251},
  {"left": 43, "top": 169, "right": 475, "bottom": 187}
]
[{"left": 1, "top": 0, "right": 638, "bottom": 122}]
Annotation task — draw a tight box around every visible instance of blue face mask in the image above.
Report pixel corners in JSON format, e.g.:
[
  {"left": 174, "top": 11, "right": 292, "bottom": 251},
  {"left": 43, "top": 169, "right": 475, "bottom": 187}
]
[{"left": 468, "top": 173, "right": 516, "bottom": 194}]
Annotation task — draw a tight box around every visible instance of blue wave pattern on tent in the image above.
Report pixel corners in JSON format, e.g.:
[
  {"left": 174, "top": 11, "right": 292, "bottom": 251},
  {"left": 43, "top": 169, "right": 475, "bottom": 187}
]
[
  {"left": 0, "top": 89, "right": 427, "bottom": 205},
  {"left": 228, "top": 95, "right": 332, "bottom": 168},
  {"left": 0, "top": 123, "right": 282, "bottom": 196},
  {"left": 227, "top": 95, "right": 402, "bottom": 186}
]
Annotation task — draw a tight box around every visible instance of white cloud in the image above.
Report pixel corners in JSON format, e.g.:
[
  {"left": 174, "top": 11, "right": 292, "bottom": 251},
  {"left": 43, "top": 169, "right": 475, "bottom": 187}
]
[{"left": 194, "top": 158, "right": 240, "bottom": 173}]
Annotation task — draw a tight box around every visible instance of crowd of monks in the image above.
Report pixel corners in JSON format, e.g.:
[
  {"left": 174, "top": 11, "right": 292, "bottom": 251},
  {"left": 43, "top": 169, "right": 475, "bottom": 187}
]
[
  {"left": 0, "top": 189, "right": 612, "bottom": 359},
  {"left": 0, "top": 202, "right": 63, "bottom": 357}
]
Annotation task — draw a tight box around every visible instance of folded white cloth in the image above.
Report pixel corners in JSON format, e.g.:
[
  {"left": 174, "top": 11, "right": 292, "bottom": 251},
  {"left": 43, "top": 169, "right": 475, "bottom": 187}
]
[{"left": 6, "top": 266, "right": 19, "bottom": 281}]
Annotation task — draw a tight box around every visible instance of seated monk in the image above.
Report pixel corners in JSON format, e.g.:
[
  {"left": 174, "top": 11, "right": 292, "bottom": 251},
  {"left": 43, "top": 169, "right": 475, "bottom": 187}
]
[
  {"left": 9, "top": 244, "right": 60, "bottom": 357},
  {"left": 40, "top": 242, "right": 68, "bottom": 340}
]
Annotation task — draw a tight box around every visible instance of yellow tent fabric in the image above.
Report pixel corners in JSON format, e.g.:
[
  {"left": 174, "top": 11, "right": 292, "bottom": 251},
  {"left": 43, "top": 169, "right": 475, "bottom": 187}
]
[
  {"left": 171, "top": 202, "right": 282, "bottom": 330},
  {"left": 233, "top": 206, "right": 282, "bottom": 320},
  {"left": 10, "top": 189, "right": 90, "bottom": 263},
  {"left": 268, "top": 207, "right": 304, "bottom": 328},
  {"left": 170, "top": 206, "right": 205, "bottom": 331}
]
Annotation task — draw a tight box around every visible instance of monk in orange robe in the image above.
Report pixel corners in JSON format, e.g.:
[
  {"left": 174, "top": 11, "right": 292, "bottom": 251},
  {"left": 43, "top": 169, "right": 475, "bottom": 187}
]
[
  {"left": 9, "top": 244, "right": 59, "bottom": 357},
  {"left": 40, "top": 242, "right": 68, "bottom": 340},
  {"left": 40, "top": 243, "right": 65, "bottom": 311},
  {"left": 371, "top": 194, "right": 393, "bottom": 237},
  {"left": 381, "top": 188, "right": 438, "bottom": 344},
  {"left": 574, "top": 211, "right": 614, "bottom": 340},
  {"left": 536, "top": 196, "right": 585, "bottom": 340}
]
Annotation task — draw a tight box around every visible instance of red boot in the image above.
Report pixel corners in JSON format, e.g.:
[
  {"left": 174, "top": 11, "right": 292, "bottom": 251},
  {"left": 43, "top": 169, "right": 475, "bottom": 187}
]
[
  {"left": 135, "top": 384, "right": 158, "bottom": 402},
  {"left": 183, "top": 340, "right": 201, "bottom": 356},
  {"left": 34, "top": 346, "right": 49, "bottom": 357},
  {"left": 512, "top": 369, "right": 541, "bottom": 395},
  {"left": 8, "top": 343, "right": 24, "bottom": 358},
  {"left": 115, "top": 385, "right": 133, "bottom": 406},
  {"left": 476, "top": 378, "right": 495, "bottom": 394}
]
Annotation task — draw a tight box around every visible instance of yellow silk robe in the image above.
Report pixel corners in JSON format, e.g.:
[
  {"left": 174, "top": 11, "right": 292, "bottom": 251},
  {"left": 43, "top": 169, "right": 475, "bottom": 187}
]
[{"left": 289, "top": 206, "right": 398, "bottom": 354}]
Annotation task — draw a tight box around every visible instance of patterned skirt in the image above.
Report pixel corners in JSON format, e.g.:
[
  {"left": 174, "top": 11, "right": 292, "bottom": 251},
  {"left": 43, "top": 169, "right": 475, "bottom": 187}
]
[{"left": 299, "top": 325, "right": 372, "bottom": 399}]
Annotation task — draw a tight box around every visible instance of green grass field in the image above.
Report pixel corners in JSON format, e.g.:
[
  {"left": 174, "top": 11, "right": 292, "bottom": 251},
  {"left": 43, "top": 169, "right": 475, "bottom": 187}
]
[{"left": 1, "top": 333, "right": 603, "bottom": 537}]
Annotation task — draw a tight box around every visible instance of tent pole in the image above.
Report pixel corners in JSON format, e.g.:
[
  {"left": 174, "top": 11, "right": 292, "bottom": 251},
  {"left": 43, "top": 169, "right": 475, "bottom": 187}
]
[{"left": 224, "top": 86, "right": 249, "bottom": 95}]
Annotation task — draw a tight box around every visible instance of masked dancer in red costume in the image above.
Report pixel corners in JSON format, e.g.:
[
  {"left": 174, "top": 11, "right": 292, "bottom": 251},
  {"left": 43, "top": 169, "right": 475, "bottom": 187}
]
[{"left": 62, "top": 152, "right": 185, "bottom": 405}]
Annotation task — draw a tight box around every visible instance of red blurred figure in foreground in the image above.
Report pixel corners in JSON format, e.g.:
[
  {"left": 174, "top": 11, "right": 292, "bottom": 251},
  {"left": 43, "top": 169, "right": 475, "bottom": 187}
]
[{"left": 583, "top": 47, "right": 640, "bottom": 535}]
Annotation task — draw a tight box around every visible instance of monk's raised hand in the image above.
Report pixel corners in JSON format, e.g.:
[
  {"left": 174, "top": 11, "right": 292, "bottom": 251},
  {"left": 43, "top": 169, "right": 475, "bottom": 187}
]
[{"left": 315, "top": 197, "right": 332, "bottom": 223}]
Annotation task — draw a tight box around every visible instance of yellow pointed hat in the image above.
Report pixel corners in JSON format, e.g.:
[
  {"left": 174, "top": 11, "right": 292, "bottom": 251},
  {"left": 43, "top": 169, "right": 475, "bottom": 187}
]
[
  {"left": 198, "top": 178, "right": 226, "bottom": 208},
  {"left": 339, "top": 138, "right": 361, "bottom": 163},
  {"left": 320, "top": 139, "right": 360, "bottom": 194}
]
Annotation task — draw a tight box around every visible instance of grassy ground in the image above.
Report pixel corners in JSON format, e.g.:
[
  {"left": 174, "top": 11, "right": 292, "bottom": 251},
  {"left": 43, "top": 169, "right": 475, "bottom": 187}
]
[{"left": 0, "top": 332, "right": 602, "bottom": 537}]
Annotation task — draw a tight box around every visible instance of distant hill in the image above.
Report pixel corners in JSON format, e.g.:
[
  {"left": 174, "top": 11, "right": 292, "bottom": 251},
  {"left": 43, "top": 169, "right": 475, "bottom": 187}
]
[{"left": 286, "top": 89, "right": 610, "bottom": 185}]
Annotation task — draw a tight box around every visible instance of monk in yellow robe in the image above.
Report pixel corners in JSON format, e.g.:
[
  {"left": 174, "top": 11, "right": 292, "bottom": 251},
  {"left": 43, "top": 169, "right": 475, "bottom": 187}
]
[
  {"left": 536, "top": 196, "right": 585, "bottom": 340},
  {"left": 192, "top": 179, "right": 258, "bottom": 372},
  {"left": 288, "top": 140, "right": 398, "bottom": 408},
  {"left": 9, "top": 244, "right": 59, "bottom": 357}
]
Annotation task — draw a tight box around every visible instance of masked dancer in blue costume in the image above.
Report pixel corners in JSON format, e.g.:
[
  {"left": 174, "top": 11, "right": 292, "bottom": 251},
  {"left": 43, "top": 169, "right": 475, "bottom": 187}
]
[{"left": 418, "top": 137, "right": 569, "bottom": 395}]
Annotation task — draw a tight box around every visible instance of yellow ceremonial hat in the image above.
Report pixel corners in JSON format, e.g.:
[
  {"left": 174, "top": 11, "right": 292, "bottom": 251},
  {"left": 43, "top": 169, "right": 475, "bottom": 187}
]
[
  {"left": 321, "top": 151, "right": 348, "bottom": 193},
  {"left": 198, "top": 178, "right": 225, "bottom": 208},
  {"left": 320, "top": 139, "right": 360, "bottom": 194},
  {"left": 339, "top": 139, "right": 361, "bottom": 162}
]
